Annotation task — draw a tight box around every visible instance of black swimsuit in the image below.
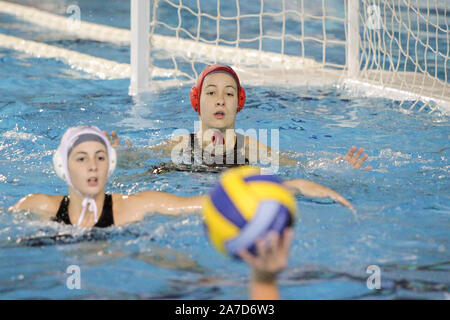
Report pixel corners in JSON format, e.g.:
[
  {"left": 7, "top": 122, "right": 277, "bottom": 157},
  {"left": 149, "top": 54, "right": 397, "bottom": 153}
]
[
  {"left": 52, "top": 194, "right": 114, "bottom": 228},
  {"left": 189, "top": 133, "right": 250, "bottom": 167},
  {"left": 148, "top": 133, "right": 250, "bottom": 174}
]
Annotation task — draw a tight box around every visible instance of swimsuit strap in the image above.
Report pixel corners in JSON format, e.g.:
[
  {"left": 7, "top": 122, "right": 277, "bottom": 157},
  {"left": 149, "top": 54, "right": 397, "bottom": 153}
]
[
  {"left": 94, "top": 194, "right": 114, "bottom": 228},
  {"left": 52, "top": 194, "right": 114, "bottom": 228},
  {"left": 233, "top": 134, "right": 250, "bottom": 165},
  {"left": 53, "top": 196, "right": 71, "bottom": 225}
]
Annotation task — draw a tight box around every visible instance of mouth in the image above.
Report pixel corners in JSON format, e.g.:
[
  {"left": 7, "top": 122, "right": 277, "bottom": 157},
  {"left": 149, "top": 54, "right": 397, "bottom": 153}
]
[
  {"left": 87, "top": 177, "right": 98, "bottom": 187},
  {"left": 214, "top": 111, "right": 225, "bottom": 119}
]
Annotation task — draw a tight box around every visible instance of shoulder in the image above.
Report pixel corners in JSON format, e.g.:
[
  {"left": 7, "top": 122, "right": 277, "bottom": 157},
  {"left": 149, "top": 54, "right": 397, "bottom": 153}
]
[
  {"left": 242, "top": 134, "right": 271, "bottom": 151},
  {"left": 11, "top": 193, "right": 63, "bottom": 211},
  {"left": 9, "top": 194, "right": 63, "bottom": 220},
  {"left": 169, "top": 133, "right": 192, "bottom": 144},
  {"left": 150, "top": 134, "right": 191, "bottom": 151}
]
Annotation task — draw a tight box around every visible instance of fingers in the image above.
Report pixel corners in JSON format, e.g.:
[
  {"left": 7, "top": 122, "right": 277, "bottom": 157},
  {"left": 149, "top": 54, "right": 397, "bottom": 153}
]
[
  {"left": 266, "top": 232, "right": 280, "bottom": 255},
  {"left": 267, "top": 231, "right": 289, "bottom": 270},
  {"left": 323, "top": 188, "right": 355, "bottom": 211},
  {"left": 255, "top": 237, "right": 269, "bottom": 262},
  {"left": 102, "top": 130, "right": 128, "bottom": 148},
  {"left": 351, "top": 147, "right": 365, "bottom": 163},
  {"left": 238, "top": 249, "right": 258, "bottom": 266},
  {"left": 350, "top": 148, "right": 365, "bottom": 168},
  {"left": 280, "top": 228, "right": 294, "bottom": 258},
  {"left": 111, "top": 130, "right": 120, "bottom": 146},
  {"left": 343, "top": 146, "right": 357, "bottom": 161},
  {"left": 334, "top": 193, "right": 355, "bottom": 211},
  {"left": 240, "top": 229, "right": 292, "bottom": 271},
  {"left": 342, "top": 146, "right": 371, "bottom": 170},
  {"left": 102, "top": 130, "right": 112, "bottom": 144}
]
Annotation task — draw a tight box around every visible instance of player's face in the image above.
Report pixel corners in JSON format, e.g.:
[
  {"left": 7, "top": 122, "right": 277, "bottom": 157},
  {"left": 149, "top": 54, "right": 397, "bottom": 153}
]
[
  {"left": 200, "top": 72, "right": 238, "bottom": 131},
  {"left": 67, "top": 141, "right": 109, "bottom": 196}
]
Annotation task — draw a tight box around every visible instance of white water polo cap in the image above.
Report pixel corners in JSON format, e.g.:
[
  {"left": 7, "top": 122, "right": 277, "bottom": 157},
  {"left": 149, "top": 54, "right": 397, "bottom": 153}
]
[{"left": 53, "top": 126, "right": 116, "bottom": 226}]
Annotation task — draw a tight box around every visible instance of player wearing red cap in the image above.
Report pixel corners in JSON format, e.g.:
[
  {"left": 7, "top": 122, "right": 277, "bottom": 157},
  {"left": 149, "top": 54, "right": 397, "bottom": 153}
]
[{"left": 105, "top": 64, "right": 371, "bottom": 170}]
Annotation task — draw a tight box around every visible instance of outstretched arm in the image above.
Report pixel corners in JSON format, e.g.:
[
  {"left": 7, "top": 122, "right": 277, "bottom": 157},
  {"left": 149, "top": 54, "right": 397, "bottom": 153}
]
[
  {"left": 282, "top": 179, "right": 354, "bottom": 211},
  {"left": 114, "top": 191, "right": 206, "bottom": 225},
  {"left": 245, "top": 135, "right": 298, "bottom": 166},
  {"left": 250, "top": 137, "right": 371, "bottom": 169},
  {"left": 104, "top": 130, "right": 182, "bottom": 155}
]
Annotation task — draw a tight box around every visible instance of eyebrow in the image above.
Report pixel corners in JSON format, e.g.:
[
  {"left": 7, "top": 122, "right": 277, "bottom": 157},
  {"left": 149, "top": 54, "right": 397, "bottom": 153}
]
[
  {"left": 74, "top": 150, "right": 106, "bottom": 156},
  {"left": 205, "top": 84, "right": 236, "bottom": 90}
]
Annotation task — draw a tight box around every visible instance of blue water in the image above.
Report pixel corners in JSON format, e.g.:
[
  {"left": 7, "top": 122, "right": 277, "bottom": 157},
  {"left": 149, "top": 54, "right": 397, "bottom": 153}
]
[{"left": 0, "top": 0, "right": 449, "bottom": 299}]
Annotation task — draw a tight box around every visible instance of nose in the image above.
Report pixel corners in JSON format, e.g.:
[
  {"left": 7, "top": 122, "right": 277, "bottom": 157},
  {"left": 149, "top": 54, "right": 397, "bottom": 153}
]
[
  {"left": 216, "top": 94, "right": 225, "bottom": 106},
  {"left": 88, "top": 158, "right": 98, "bottom": 172}
]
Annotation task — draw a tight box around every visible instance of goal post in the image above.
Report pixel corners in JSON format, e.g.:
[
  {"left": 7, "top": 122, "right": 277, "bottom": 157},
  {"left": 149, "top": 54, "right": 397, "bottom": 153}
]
[
  {"left": 129, "top": 0, "right": 150, "bottom": 96},
  {"left": 347, "top": 0, "right": 360, "bottom": 79}
]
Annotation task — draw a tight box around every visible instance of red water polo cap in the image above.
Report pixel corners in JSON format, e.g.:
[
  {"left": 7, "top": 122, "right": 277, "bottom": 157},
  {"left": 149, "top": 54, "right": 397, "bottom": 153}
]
[{"left": 190, "top": 64, "right": 246, "bottom": 115}]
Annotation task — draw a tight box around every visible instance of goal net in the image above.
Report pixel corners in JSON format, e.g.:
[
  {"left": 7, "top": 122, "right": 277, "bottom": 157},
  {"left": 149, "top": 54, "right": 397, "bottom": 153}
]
[
  {"left": 0, "top": 0, "right": 447, "bottom": 112},
  {"left": 142, "top": 0, "right": 449, "bottom": 112},
  {"left": 144, "top": 0, "right": 347, "bottom": 87},
  {"left": 355, "top": 0, "right": 449, "bottom": 111}
]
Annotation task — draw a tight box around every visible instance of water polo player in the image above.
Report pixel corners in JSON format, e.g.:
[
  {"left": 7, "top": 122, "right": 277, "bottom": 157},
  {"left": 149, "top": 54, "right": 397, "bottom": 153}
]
[
  {"left": 105, "top": 64, "right": 372, "bottom": 170},
  {"left": 8, "top": 126, "right": 204, "bottom": 228},
  {"left": 9, "top": 126, "right": 354, "bottom": 228}
]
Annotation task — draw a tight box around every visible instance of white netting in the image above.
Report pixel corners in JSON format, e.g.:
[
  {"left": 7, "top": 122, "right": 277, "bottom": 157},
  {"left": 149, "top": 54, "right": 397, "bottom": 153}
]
[
  {"left": 0, "top": 0, "right": 448, "bottom": 112},
  {"left": 354, "top": 0, "right": 449, "bottom": 111},
  {"left": 148, "top": 0, "right": 347, "bottom": 84},
  {"left": 148, "top": 0, "right": 449, "bottom": 111}
]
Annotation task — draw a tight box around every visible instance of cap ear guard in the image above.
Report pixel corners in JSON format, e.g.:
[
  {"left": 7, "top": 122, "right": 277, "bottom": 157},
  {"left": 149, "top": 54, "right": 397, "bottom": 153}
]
[
  {"left": 190, "top": 86, "right": 200, "bottom": 114},
  {"left": 107, "top": 147, "right": 117, "bottom": 177},
  {"left": 190, "top": 84, "right": 246, "bottom": 114},
  {"left": 237, "top": 87, "right": 246, "bottom": 112},
  {"left": 53, "top": 150, "right": 66, "bottom": 181}
]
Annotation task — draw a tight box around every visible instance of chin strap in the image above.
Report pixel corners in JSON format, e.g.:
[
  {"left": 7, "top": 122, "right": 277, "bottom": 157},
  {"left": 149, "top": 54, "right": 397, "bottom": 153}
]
[
  {"left": 212, "top": 130, "right": 225, "bottom": 146},
  {"left": 77, "top": 197, "right": 98, "bottom": 227}
]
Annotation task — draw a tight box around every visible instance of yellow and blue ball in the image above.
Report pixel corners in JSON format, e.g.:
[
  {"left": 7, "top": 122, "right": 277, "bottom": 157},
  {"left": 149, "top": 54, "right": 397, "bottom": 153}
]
[{"left": 203, "top": 166, "right": 297, "bottom": 257}]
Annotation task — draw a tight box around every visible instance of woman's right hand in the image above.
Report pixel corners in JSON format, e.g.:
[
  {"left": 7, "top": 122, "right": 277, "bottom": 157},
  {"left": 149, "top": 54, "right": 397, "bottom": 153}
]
[{"left": 239, "top": 228, "right": 294, "bottom": 283}]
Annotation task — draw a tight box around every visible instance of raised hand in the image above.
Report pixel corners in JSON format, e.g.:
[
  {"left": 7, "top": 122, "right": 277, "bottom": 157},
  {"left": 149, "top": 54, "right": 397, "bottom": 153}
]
[
  {"left": 334, "top": 146, "right": 372, "bottom": 170},
  {"left": 103, "top": 130, "right": 132, "bottom": 148},
  {"left": 239, "top": 228, "right": 294, "bottom": 283}
]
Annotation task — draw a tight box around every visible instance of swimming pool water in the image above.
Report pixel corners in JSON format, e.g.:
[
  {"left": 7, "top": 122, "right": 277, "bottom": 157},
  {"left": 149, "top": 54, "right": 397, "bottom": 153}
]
[{"left": 0, "top": 0, "right": 449, "bottom": 299}]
